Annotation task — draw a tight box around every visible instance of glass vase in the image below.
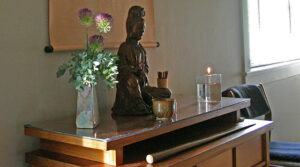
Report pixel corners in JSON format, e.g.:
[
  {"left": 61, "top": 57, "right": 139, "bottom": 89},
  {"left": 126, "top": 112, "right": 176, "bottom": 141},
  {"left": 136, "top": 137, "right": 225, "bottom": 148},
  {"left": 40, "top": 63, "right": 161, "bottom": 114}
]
[{"left": 76, "top": 85, "right": 100, "bottom": 128}]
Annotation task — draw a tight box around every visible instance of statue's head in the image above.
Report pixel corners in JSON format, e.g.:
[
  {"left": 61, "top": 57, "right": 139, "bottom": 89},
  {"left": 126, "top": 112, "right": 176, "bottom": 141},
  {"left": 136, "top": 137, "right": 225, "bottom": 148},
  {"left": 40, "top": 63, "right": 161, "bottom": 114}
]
[
  {"left": 126, "top": 6, "right": 146, "bottom": 40},
  {"left": 127, "top": 18, "right": 145, "bottom": 40},
  {"left": 128, "top": 6, "right": 145, "bottom": 18}
]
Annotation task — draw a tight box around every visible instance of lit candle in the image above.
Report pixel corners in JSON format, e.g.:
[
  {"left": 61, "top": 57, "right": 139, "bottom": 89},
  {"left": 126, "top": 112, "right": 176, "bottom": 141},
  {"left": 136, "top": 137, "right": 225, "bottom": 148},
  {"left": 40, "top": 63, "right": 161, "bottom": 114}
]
[
  {"left": 196, "top": 67, "right": 222, "bottom": 103},
  {"left": 207, "top": 66, "right": 212, "bottom": 75},
  {"left": 206, "top": 67, "right": 212, "bottom": 83}
]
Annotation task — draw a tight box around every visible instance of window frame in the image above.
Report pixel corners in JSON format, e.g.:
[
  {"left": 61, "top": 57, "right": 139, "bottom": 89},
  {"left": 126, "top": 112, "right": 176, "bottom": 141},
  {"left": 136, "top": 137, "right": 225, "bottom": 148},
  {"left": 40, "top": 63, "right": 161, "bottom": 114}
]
[{"left": 242, "top": 0, "right": 300, "bottom": 84}]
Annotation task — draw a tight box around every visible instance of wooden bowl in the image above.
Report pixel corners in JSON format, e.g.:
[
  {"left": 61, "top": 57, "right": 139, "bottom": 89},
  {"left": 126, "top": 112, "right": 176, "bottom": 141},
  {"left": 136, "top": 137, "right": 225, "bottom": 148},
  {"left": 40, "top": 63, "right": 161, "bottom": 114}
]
[{"left": 152, "top": 98, "right": 176, "bottom": 120}]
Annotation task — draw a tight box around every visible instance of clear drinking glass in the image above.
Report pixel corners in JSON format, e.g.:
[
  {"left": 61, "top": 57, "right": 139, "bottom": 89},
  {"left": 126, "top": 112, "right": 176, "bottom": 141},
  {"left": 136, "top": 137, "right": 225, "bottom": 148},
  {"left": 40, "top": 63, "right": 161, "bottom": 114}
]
[{"left": 196, "top": 74, "right": 222, "bottom": 102}]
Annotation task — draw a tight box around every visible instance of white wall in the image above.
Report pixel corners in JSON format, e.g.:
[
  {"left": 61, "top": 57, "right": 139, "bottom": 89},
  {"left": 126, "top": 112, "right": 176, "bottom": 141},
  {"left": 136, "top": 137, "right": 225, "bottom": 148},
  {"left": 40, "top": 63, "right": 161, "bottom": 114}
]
[
  {"left": 259, "top": 75, "right": 300, "bottom": 142},
  {"left": 2, "top": 0, "right": 298, "bottom": 166},
  {"left": 152, "top": 0, "right": 244, "bottom": 95},
  {"left": 0, "top": 1, "right": 76, "bottom": 166}
]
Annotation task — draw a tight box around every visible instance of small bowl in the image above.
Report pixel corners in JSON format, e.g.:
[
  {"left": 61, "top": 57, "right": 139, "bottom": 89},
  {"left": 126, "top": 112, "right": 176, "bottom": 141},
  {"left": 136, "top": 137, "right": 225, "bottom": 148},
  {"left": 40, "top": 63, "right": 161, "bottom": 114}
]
[{"left": 152, "top": 98, "right": 176, "bottom": 120}]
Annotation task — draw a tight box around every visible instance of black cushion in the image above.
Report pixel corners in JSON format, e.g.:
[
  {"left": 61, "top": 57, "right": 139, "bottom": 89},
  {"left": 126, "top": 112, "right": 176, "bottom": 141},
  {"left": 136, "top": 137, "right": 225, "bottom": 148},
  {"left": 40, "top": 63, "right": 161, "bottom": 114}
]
[
  {"left": 222, "top": 84, "right": 270, "bottom": 119},
  {"left": 270, "top": 141, "right": 300, "bottom": 162}
]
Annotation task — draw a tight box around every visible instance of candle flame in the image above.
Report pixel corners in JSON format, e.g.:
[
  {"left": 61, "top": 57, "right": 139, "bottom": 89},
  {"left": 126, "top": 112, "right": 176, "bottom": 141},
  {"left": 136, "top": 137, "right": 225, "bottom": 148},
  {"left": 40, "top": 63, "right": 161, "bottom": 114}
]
[{"left": 207, "top": 67, "right": 212, "bottom": 75}]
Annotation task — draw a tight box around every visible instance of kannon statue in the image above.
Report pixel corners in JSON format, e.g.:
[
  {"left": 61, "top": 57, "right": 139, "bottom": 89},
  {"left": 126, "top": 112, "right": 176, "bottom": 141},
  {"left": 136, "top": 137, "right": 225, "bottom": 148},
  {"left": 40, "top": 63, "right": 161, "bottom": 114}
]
[{"left": 112, "top": 6, "right": 171, "bottom": 116}]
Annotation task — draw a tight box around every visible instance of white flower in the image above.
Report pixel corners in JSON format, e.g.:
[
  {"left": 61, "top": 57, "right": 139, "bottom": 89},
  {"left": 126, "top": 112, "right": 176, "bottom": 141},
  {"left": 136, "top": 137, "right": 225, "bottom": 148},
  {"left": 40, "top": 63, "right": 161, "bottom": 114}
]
[{"left": 93, "top": 61, "right": 100, "bottom": 66}]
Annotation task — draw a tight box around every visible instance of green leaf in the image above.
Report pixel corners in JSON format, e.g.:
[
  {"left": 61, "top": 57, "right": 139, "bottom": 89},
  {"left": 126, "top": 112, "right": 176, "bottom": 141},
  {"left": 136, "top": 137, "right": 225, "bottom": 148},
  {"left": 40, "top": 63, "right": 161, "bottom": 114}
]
[
  {"left": 76, "top": 76, "right": 82, "bottom": 81},
  {"left": 103, "top": 69, "right": 108, "bottom": 74},
  {"left": 57, "top": 47, "right": 119, "bottom": 90},
  {"left": 68, "top": 77, "right": 74, "bottom": 83},
  {"left": 75, "top": 82, "right": 81, "bottom": 90},
  {"left": 56, "top": 64, "right": 69, "bottom": 78},
  {"left": 56, "top": 69, "right": 66, "bottom": 78}
]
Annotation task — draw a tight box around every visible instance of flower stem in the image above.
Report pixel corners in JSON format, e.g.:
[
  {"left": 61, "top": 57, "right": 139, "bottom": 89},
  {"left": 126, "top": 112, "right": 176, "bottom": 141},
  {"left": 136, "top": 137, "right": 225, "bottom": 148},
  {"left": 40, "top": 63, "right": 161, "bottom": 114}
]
[
  {"left": 86, "top": 27, "right": 89, "bottom": 51},
  {"left": 99, "top": 32, "right": 103, "bottom": 52}
]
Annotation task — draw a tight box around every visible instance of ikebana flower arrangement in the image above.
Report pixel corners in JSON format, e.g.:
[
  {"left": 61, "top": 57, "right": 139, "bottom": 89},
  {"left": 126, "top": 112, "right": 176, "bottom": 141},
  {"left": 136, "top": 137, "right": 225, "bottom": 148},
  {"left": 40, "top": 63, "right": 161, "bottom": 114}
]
[
  {"left": 56, "top": 8, "right": 118, "bottom": 128},
  {"left": 57, "top": 8, "right": 118, "bottom": 91}
]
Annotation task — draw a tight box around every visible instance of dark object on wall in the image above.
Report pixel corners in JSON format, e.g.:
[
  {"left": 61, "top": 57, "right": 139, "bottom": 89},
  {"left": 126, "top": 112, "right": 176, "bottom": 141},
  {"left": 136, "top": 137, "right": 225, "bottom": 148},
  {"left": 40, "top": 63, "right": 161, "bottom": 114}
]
[
  {"left": 44, "top": 46, "right": 54, "bottom": 53},
  {"left": 112, "top": 6, "right": 171, "bottom": 116}
]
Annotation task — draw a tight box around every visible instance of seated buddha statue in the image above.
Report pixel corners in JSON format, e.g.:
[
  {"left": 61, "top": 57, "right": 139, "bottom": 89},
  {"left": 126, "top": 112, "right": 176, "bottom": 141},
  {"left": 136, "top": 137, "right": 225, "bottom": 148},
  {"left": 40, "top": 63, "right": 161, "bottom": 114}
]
[{"left": 112, "top": 6, "right": 171, "bottom": 116}]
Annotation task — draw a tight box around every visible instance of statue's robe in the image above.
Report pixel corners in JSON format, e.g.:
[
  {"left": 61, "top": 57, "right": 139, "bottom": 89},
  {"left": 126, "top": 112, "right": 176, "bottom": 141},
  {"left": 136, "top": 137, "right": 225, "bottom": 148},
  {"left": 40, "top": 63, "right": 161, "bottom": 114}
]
[{"left": 112, "top": 39, "right": 171, "bottom": 115}]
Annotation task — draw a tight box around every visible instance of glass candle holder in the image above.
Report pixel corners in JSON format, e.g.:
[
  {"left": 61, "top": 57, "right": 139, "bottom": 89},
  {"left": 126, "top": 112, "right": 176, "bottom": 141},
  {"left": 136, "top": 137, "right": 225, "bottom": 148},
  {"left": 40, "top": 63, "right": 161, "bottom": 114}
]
[{"left": 196, "top": 74, "right": 222, "bottom": 102}]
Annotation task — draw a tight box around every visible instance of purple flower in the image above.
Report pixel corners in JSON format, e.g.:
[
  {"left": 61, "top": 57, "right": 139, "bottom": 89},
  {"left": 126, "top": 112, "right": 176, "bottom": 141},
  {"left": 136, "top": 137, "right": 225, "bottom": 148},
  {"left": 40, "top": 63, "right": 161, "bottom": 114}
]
[
  {"left": 95, "top": 13, "right": 113, "bottom": 33},
  {"left": 95, "top": 13, "right": 113, "bottom": 24},
  {"left": 89, "top": 35, "right": 104, "bottom": 52},
  {"left": 78, "top": 8, "right": 94, "bottom": 26},
  {"left": 88, "top": 35, "right": 104, "bottom": 44}
]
